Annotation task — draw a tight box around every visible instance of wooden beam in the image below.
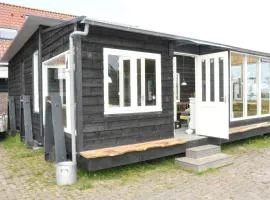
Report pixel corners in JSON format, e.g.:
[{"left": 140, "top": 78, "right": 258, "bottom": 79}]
[
  {"left": 80, "top": 138, "right": 187, "bottom": 159},
  {"left": 229, "top": 122, "right": 270, "bottom": 135}
]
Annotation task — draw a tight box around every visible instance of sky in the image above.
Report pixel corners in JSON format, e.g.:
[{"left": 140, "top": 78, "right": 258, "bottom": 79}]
[{"left": 2, "top": 0, "right": 270, "bottom": 53}]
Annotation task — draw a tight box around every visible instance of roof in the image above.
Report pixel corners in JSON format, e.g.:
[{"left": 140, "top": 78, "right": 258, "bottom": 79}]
[
  {"left": 2, "top": 15, "right": 270, "bottom": 63},
  {"left": 0, "top": 3, "right": 75, "bottom": 59},
  {"left": 1, "top": 15, "right": 65, "bottom": 62},
  {"left": 0, "top": 3, "right": 74, "bottom": 30},
  {"left": 82, "top": 17, "right": 270, "bottom": 58}
]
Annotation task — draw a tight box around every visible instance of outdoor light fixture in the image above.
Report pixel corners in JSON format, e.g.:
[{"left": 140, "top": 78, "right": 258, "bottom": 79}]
[{"left": 181, "top": 56, "right": 187, "bottom": 86}]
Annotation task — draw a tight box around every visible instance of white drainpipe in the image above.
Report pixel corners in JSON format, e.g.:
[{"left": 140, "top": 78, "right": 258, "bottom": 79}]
[{"left": 69, "top": 23, "right": 89, "bottom": 165}]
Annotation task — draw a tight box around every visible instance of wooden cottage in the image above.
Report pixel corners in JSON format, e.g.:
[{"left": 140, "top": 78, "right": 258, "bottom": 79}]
[{"left": 2, "top": 15, "right": 270, "bottom": 171}]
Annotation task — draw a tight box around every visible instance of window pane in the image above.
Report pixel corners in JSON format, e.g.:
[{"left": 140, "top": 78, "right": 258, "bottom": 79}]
[
  {"left": 231, "top": 53, "right": 244, "bottom": 118},
  {"left": 33, "top": 51, "right": 39, "bottom": 112},
  {"left": 137, "top": 59, "right": 142, "bottom": 106},
  {"left": 176, "top": 73, "right": 180, "bottom": 101},
  {"left": 219, "top": 58, "right": 224, "bottom": 102},
  {"left": 247, "top": 56, "right": 258, "bottom": 116},
  {"left": 145, "top": 59, "right": 156, "bottom": 105},
  {"left": 261, "top": 59, "right": 270, "bottom": 114},
  {"left": 123, "top": 60, "right": 131, "bottom": 106},
  {"left": 210, "top": 58, "right": 215, "bottom": 102},
  {"left": 202, "top": 60, "right": 206, "bottom": 102},
  {"left": 47, "top": 68, "right": 67, "bottom": 128},
  {"left": 108, "top": 55, "right": 120, "bottom": 107},
  {"left": 0, "top": 28, "right": 17, "bottom": 40}
]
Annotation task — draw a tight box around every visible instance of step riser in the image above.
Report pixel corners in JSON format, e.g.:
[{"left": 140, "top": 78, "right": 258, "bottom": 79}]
[
  {"left": 176, "top": 156, "right": 234, "bottom": 172},
  {"left": 186, "top": 145, "right": 220, "bottom": 159}
]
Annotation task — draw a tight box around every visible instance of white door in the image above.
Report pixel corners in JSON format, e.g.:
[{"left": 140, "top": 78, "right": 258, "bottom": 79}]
[{"left": 195, "top": 51, "right": 229, "bottom": 139}]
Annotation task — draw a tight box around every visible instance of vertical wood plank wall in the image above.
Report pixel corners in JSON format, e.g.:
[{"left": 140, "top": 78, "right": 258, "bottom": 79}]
[
  {"left": 80, "top": 26, "right": 174, "bottom": 150},
  {"left": 8, "top": 31, "right": 41, "bottom": 141}
]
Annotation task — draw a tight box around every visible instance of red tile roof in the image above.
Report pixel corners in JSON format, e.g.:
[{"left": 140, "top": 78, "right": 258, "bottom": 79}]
[{"left": 0, "top": 3, "right": 75, "bottom": 59}]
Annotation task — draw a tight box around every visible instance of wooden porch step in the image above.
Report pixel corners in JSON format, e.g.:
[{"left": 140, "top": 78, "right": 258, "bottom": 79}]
[
  {"left": 80, "top": 138, "right": 187, "bottom": 159},
  {"left": 229, "top": 122, "right": 270, "bottom": 135}
]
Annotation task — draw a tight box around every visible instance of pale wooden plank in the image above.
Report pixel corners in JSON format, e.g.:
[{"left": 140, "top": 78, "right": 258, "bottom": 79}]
[
  {"left": 229, "top": 122, "right": 270, "bottom": 135},
  {"left": 80, "top": 138, "right": 187, "bottom": 159}
]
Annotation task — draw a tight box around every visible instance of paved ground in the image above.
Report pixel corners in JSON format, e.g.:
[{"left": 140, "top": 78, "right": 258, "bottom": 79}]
[{"left": 1, "top": 144, "right": 270, "bottom": 200}]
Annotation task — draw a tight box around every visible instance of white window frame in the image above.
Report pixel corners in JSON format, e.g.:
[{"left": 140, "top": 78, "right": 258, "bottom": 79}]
[
  {"left": 230, "top": 51, "right": 270, "bottom": 121},
  {"left": 42, "top": 50, "right": 73, "bottom": 134},
  {"left": 33, "top": 50, "right": 39, "bottom": 113},
  {"left": 104, "top": 48, "right": 162, "bottom": 115}
]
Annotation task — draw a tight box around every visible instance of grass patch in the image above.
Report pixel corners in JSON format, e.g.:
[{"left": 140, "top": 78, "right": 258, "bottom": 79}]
[
  {"left": 4, "top": 133, "right": 270, "bottom": 190},
  {"left": 76, "top": 157, "right": 178, "bottom": 190},
  {"left": 196, "top": 168, "right": 217, "bottom": 176},
  {"left": 222, "top": 135, "right": 270, "bottom": 155},
  {"left": 0, "top": 134, "right": 179, "bottom": 190}
]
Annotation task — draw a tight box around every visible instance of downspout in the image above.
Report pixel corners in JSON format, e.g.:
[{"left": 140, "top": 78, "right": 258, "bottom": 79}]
[{"left": 69, "top": 22, "right": 89, "bottom": 165}]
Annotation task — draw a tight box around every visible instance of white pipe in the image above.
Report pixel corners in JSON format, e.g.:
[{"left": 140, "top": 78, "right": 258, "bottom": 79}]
[{"left": 69, "top": 23, "right": 89, "bottom": 165}]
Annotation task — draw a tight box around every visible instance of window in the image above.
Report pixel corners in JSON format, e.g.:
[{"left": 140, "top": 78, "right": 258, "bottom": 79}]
[
  {"left": 42, "top": 51, "right": 72, "bottom": 133},
  {"left": 219, "top": 58, "right": 224, "bottom": 102},
  {"left": 247, "top": 56, "right": 258, "bottom": 116},
  {"left": 202, "top": 60, "right": 206, "bottom": 102},
  {"left": 176, "top": 73, "right": 180, "bottom": 102},
  {"left": 261, "top": 59, "right": 270, "bottom": 115},
  {"left": 33, "top": 51, "right": 39, "bottom": 113},
  {"left": 104, "top": 48, "right": 162, "bottom": 114},
  {"left": 231, "top": 52, "right": 270, "bottom": 120},
  {"left": 210, "top": 58, "right": 215, "bottom": 102},
  {"left": 231, "top": 53, "right": 244, "bottom": 118},
  {"left": 0, "top": 28, "right": 17, "bottom": 40}
]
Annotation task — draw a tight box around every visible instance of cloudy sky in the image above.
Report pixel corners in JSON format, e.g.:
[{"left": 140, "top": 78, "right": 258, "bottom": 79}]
[{"left": 3, "top": 0, "right": 270, "bottom": 53}]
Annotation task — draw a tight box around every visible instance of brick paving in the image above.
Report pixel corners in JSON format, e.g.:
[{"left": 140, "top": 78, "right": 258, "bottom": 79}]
[{"left": 1, "top": 145, "right": 270, "bottom": 200}]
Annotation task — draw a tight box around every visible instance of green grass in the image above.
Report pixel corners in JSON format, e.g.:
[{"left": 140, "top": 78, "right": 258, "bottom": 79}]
[
  {"left": 222, "top": 135, "right": 270, "bottom": 155},
  {"left": 2, "top": 133, "right": 270, "bottom": 190},
  {"left": 75, "top": 157, "right": 178, "bottom": 190},
  {"left": 0, "top": 134, "right": 179, "bottom": 190},
  {"left": 196, "top": 168, "right": 217, "bottom": 176}
]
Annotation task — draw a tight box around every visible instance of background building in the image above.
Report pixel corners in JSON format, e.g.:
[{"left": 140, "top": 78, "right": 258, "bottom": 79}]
[{"left": 0, "top": 3, "right": 73, "bottom": 114}]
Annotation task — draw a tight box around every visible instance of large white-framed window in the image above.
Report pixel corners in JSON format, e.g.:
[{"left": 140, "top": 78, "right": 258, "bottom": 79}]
[
  {"left": 33, "top": 50, "right": 39, "bottom": 113},
  {"left": 42, "top": 51, "right": 72, "bottom": 133},
  {"left": 104, "top": 48, "right": 162, "bottom": 114},
  {"left": 230, "top": 51, "right": 270, "bottom": 121}
]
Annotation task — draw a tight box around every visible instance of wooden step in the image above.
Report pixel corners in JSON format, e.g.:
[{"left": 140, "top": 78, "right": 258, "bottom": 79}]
[
  {"left": 186, "top": 144, "right": 220, "bottom": 159},
  {"left": 175, "top": 153, "right": 234, "bottom": 172}
]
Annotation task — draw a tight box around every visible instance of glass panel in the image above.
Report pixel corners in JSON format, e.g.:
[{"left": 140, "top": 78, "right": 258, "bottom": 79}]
[
  {"left": 176, "top": 73, "right": 180, "bottom": 101},
  {"left": 202, "top": 60, "right": 206, "bottom": 102},
  {"left": 261, "top": 59, "right": 270, "bottom": 114},
  {"left": 210, "top": 58, "right": 215, "bottom": 102},
  {"left": 0, "top": 28, "right": 17, "bottom": 40},
  {"left": 123, "top": 60, "right": 131, "bottom": 106},
  {"left": 247, "top": 56, "right": 258, "bottom": 116},
  {"left": 219, "top": 58, "right": 224, "bottom": 102},
  {"left": 33, "top": 51, "right": 39, "bottom": 112},
  {"left": 145, "top": 59, "right": 156, "bottom": 105},
  {"left": 231, "top": 53, "right": 244, "bottom": 118},
  {"left": 137, "top": 59, "right": 142, "bottom": 106},
  {"left": 108, "top": 55, "right": 120, "bottom": 107},
  {"left": 47, "top": 68, "right": 67, "bottom": 128}
]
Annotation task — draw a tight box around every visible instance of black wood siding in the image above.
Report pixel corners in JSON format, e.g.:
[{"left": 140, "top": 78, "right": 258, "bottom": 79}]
[
  {"left": 80, "top": 26, "right": 174, "bottom": 150},
  {"left": 8, "top": 30, "right": 41, "bottom": 141},
  {"left": 176, "top": 56, "right": 195, "bottom": 102}
]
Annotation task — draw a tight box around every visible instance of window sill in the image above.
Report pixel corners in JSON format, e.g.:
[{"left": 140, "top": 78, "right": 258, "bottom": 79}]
[{"left": 104, "top": 107, "right": 162, "bottom": 115}]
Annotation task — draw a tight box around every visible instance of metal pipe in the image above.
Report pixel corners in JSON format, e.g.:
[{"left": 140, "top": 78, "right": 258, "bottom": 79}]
[{"left": 69, "top": 23, "right": 89, "bottom": 165}]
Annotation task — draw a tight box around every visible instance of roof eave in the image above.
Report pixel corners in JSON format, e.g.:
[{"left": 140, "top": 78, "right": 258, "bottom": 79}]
[{"left": 1, "top": 15, "right": 65, "bottom": 63}]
